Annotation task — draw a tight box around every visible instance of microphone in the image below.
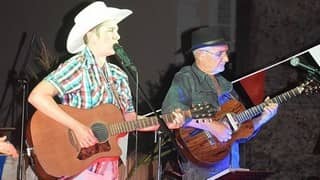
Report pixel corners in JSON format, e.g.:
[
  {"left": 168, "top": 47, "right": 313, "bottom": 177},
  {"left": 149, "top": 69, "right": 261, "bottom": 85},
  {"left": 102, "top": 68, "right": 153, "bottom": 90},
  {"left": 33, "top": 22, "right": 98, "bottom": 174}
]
[
  {"left": 290, "top": 57, "right": 320, "bottom": 75},
  {"left": 113, "top": 43, "right": 137, "bottom": 72}
]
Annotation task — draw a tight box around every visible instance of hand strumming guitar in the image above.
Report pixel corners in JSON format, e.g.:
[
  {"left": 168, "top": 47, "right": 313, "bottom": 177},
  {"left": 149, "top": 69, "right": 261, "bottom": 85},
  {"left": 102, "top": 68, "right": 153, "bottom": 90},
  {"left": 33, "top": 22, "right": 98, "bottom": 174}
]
[
  {"left": 71, "top": 122, "right": 98, "bottom": 148},
  {"left": 185, "top": 118, "right": 232, "bottom": 143},
  {"left": 125, "top": 110, "right": 184, "bottom": 131},
  {"left": 206, "top": 121, "right": 232, "bottom": 142}
]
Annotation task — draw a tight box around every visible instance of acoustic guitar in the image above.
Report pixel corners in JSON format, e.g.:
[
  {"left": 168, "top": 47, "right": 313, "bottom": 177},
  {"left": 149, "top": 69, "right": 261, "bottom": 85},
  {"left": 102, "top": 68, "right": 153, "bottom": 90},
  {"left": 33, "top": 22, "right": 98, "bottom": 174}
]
[
  {"left": 26, "top": 103, "right": 214, "bottom": 178},
  {"left": 175, "top": 79, "right": 319, "bottom": 167}
]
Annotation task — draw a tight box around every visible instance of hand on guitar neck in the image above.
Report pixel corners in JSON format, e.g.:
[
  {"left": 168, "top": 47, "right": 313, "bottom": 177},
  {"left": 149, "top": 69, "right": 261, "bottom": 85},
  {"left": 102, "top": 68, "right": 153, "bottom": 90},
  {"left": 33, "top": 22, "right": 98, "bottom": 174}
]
[
  {"left": 128, "top": 111, "right": 184, "bottom": 131},
  {"left": 0, "top": 136, "right": 18, "bottom": 158},
  {"left": 166, "top": 110, "right": 185, "bottom": 129},
  {"left": 252, "top": 97, "right": 279, "bottom": 131}
]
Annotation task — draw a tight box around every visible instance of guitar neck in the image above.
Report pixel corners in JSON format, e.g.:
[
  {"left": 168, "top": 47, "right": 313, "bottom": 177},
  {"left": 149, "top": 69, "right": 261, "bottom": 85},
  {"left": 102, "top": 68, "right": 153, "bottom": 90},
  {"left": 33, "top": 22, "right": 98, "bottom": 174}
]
[
  {"left": 236, "top": 85, "right": 304, "bottom": 124},
  {"left": 107, "top": 111, "right": 190, "bottom": 136}
]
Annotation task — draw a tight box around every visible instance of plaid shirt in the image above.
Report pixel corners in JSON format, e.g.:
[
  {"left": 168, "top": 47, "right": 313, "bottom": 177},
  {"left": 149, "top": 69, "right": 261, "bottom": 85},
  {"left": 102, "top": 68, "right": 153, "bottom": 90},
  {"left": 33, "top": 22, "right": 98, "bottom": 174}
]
[
  {"left": 45, "top": 47, "right": 134, "bottom": 179},
  {"left": 45, "top": 47, "right": 134, "bottom": 112}
]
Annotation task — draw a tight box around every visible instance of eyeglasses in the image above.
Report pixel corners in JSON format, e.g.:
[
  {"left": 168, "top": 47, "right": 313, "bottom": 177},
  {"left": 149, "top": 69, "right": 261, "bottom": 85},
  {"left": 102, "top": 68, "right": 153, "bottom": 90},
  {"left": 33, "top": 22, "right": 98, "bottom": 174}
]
[{"left": 200, "top": 50, "right": 227, "bottom": 58}]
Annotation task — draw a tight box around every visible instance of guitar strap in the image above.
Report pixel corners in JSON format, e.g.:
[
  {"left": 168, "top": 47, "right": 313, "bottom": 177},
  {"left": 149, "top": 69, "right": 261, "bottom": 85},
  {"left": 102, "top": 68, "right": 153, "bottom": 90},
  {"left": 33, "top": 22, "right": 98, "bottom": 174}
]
[
  {"left": 210, "top": 75, "right": 242, "bottom": 169},
  {"left": 229, "top": 92, "right": 238, "bottom": 101},
  {"left": 103, "top": 63, "right": 129, "bottom": 167},
  {"left": 210, "top": 75, "right": 222, "bottom": 96},
  {"left": 210, "top": 75, "right": 238, "bottom": 102},
  {"left": 102, "top": 63, "right": 125, "bottom": 113},
  {"left": 109, "top": 81, "right": 125, "bottom": 113}
]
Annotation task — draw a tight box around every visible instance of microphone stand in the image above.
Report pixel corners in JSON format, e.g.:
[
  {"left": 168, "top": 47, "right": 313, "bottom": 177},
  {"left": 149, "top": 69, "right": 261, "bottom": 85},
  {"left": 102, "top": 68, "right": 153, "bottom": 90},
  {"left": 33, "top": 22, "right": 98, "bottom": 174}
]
[
  {"left": 114, "top": 44, "right": 187, "bottom": 180},
  {"left": 17, "top": 79, "right": 29, "bottom": 180},
  {"left": 16, "top": 33, "right": 35, "bottom": 180}
]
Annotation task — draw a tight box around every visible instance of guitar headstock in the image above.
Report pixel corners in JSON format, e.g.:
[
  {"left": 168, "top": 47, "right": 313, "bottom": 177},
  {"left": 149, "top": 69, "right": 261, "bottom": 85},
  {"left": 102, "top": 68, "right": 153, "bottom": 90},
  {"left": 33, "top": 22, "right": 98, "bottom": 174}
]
[
  {"left": 299, "top": 78, "right": 320, "bottom": 95},
  {"left": 190, "top": 103, "right": 216, "bottom": 119}
]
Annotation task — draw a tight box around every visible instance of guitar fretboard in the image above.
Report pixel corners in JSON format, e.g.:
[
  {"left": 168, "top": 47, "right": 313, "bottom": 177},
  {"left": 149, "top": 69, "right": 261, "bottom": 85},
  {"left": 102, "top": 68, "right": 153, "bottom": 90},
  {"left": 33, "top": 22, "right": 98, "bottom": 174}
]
[
  {"left": 236, "top": 86, "right": 304, "bottom": 123},
  {"left": 107, "top": 111, "right": 189, "bottom": 136}
]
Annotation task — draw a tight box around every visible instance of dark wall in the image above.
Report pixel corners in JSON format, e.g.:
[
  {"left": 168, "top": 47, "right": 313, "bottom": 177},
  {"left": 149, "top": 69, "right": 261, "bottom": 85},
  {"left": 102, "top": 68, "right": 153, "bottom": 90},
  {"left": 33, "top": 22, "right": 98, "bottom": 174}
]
[
  {"left": 237, "top": 1, "right": 320, "bottom": 179},
  {"left": 236, "top": 0, "right": 320, "bottom": 75}
]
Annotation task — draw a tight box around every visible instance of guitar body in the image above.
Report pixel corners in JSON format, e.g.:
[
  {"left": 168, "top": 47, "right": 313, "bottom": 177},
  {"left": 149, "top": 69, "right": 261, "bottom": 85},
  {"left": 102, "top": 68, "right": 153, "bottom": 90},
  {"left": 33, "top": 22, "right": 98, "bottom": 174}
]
[
  {"left": 175, "top": 80, "right": 319, "bottom": 167},
  {"left": 175, "top": 100, "right": 254, "bottom": 167},
  {"left": 26, "top": 104, "right": 124, "bottom": 178}
]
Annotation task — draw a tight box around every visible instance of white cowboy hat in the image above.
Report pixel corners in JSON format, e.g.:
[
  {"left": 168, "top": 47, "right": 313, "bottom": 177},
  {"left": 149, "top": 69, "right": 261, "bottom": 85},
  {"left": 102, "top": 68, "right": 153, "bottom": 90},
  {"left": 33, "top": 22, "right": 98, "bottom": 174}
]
[{"left": 66, "top": 1, "right": 132, "bottom": 54}]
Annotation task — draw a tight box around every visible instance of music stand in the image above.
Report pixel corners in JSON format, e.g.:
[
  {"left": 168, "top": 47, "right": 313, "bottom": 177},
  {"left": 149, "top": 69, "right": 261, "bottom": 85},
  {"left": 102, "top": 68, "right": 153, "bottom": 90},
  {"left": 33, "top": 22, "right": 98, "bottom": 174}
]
[
  {"left": 0, "top": 128, "right": 16, "bottom": 131},
  {"left": 0, "top": 128, "right": 16, "bottom": 136},
  {"left": 207, "top": 168, "right": 274, "bottom": 180}
]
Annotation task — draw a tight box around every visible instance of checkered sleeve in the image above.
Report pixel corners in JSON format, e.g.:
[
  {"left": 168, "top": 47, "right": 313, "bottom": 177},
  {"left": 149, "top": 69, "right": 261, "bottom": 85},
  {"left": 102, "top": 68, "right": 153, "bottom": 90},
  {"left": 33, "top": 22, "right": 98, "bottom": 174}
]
[{"left": 44, "top": 57, "right": 83, "bottom": 96}]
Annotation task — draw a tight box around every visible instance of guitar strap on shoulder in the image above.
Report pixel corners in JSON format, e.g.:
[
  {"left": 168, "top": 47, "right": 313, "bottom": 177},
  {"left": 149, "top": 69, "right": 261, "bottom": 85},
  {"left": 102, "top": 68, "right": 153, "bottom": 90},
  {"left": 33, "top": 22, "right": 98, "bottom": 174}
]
[
  {"left": 229, "top": 92, "right": 238, "bottom": 101},
  {"left": 106, "top": 76, "right": 130, "bottom": 166},
  {"left": 211, "top": 75, "right": 239, "bottom": 101},
  {"left": 109, "top": 80, "right": 126, "bottom": 114},
  {"left": 103, "top": 63, "right": 126, "bottom": 114},
  {"left": 210, "top": 75, "right": 222, "bottom": 96}
]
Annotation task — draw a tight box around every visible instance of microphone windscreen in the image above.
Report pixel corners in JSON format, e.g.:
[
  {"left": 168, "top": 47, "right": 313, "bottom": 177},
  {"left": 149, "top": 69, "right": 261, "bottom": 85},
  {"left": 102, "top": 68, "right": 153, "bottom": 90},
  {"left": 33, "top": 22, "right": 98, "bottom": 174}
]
[{"left": 290, "top": 57, "right": 300, "bottom": 66}]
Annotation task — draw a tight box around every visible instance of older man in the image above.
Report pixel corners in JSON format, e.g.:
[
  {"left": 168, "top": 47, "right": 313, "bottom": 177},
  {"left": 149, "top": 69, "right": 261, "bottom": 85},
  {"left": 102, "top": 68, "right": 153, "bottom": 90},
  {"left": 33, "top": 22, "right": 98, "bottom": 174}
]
[{"left": 162, "top": 27, "right": 278, "bottom": 179}]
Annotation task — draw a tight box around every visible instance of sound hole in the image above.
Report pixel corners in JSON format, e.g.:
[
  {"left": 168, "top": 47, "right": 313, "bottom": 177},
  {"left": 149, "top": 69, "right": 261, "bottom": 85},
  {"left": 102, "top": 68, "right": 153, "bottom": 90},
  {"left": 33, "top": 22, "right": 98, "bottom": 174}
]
[
  {"left": 77, "top": 123, "right": 111, "bottom": 160},
  {"left": 91, "top": 122, "right": 108, "bottom": 142}
]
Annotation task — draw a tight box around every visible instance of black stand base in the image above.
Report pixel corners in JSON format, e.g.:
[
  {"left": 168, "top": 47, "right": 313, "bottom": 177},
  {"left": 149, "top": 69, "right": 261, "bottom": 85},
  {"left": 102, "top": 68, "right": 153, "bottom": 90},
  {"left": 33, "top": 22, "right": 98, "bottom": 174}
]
[{"left": 208, "top": 168, "right": 273, "bottom": 180}]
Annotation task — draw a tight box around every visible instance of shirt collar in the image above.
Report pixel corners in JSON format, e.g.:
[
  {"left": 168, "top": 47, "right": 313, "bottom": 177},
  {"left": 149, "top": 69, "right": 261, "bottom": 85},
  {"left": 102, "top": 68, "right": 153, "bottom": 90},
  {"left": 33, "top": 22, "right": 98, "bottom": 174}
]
[
  {"left": 81, "top": 46, "right": 96, "bottom": 66},
  {"left": 191, "top": 63, "right": 207, "bottom": 82},
  {"left": 191, "top": 63, "right": 233, "bottom": 93}
]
